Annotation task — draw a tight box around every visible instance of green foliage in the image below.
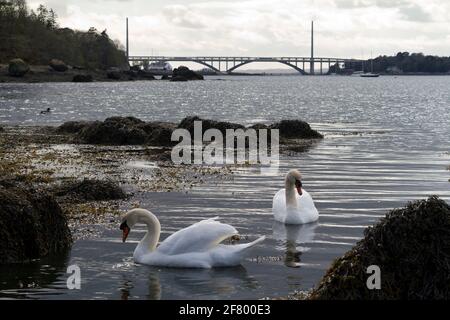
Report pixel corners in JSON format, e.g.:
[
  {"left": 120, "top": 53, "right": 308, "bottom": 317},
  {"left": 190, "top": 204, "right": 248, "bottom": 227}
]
[{"left": 0, "top": 0, "right": 127, "bottom": 70}]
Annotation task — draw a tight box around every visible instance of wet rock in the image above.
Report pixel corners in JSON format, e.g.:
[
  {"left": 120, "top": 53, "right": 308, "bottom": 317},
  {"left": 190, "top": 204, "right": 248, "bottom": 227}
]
[
  {"left": 310, "top": 196, "right": 450, "bottom": 300},
  {"left": 270, "top": 120, "right": 323, "bottom": 139},
  {"left": 161, "top": 74, "right": 170, "bottom": 80},
  {"left": 8, "top": 58, "right": 30, "bottom": 77},
  {"left": 178, "top": 116, "right": 245, "bottom": 136},
  {"left": 53, "top": 179, "right": 127, "bottom": 202},
  {"left": 107, "top": 68, "right": 122, "bottom": 80},
  {"left": 56, "top": 121, "right": 94, "bottom": 134},
  {"left": 49, "top": 59, "right": 68, "bottom": 72},
  {"left": 137, "top": 70, "right": 156, "bottom": 80},
  {"left": 75, "top": 117, "right": 176, "bottom": 146},
  {"left": 0, "top": 186, "right": 72, "bottom": 264},
  {"left": 72, "top": 74, "right": 93, "bottom": 82},
  {"left": 170, "top": 76, "right": 188, "bottom": 82},
  {"left": 172, "top": 66, "right": 204, "bottom": 80}
]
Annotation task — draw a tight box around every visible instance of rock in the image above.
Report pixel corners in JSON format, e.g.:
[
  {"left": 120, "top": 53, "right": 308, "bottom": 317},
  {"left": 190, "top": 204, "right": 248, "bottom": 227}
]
[
  {"left": 172, "top": 66, "right": 204, "bottom": 80},
  {"left": 49, "top": 59, "right": 68, "bottom": 72},
  {"left": 178, "top": 116, "right": 245, "bottom": 136},
  {"left": 72, "top": 74, "right": 93, "bottom": 82},
  {"left": 170, "top": 76, "right": 188, "bottom": 82},
  {"left": 107, "top": 68, "right": 122, "bottom": 80},
  {"left": 0, "top": 126, "right": 4, "bottom": 132},
  {"left": 161, "top": 74, "right": 170, "bottom": 80},
  {"left": 8, "top": 58, "right": 30, "bottom": 77},
  {"left": 310, "top": 196, "right": 450, "bottom": 300},
  {"left": 75, "top": 117, "right": 176, "bottom": 146},
  {"left": 53, "top": 179, "right": 127, "bottom": 202},
  {"left": 137, "top": 70, "right": 156, "bottom": 80},
  {"left": 270, "top": 120, "right": 323, "bottom": 139},
  {"left": 0, "top": 186, "right": 72, "bottom": 264},
  {"left": 56, "top": 121, "right": 94, "bottom": 134}
]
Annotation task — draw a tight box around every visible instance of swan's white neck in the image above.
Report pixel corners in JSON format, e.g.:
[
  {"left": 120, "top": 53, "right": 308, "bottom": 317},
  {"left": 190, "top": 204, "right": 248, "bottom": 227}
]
[
  {"left": 129, "top": 209, "right": 161, "bottom": 255},
  {"left": 285, "top": 175, "right": 298, "bottom": 208}
]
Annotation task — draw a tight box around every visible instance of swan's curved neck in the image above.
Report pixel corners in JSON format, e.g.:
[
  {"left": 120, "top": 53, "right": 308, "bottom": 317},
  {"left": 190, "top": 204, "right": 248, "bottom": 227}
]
[
  {"left": 132, "top": 209, "right": 161, "bottom": 254},
  {"left": 285, "top": 175, "right": 298, "bottom": 207}
]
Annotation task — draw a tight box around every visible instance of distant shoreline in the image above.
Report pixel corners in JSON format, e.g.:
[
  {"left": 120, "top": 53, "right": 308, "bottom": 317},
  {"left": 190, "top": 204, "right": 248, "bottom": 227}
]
[{"left": 1, "top": 64, "right": 449, "bottom": 83}]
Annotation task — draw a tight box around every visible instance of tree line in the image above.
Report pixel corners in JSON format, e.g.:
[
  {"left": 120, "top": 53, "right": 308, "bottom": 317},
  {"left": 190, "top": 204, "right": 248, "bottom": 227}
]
[
  {"left": 0, "top": 0, "right": 127, "bottom": 69},
  {"left": 343, "top": 52, "right": 450, "bottom": 74}
]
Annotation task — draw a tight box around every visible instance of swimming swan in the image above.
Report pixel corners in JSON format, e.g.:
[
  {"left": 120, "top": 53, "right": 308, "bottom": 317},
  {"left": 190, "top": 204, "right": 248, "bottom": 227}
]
[
  {"left": 272, "top": 169, "right": 319, "bottom": 225},
  {"left": 120, "top": 208, "right": 265, "bottom": 268}
]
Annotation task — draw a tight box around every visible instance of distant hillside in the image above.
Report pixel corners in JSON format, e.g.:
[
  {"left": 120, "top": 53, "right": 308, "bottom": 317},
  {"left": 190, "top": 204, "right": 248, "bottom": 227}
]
[
  {"left": 343, "top": 52, "right": 450, "bottom": 74},
  {"left": 0, "top": 0, "right": 127, "bottom": 70}
]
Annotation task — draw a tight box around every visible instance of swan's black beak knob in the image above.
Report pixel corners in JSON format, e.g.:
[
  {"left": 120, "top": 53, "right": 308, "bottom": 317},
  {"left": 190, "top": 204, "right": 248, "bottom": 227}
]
[
  {"left": 295, "top": 180, "right": 303, "bottom": 196},
  {"left": 120, "top": 221, "right": 130, "bottom": 243}
]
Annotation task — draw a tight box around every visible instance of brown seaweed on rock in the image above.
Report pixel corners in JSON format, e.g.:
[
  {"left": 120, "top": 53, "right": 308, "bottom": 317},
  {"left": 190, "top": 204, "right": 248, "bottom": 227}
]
[
  {"left": 0, "top": 186, "right": 72, "bottom": 264},
  {"left": 53, "top": 179, "right": 127, "bottom": 203},
  {"left": 309, "top": 196, "right": 450, "bottom": 300}
]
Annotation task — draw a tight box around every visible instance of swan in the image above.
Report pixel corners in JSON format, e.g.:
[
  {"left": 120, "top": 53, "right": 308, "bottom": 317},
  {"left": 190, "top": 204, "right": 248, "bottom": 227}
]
[
  {"left": 272, "top": 169, "right": 319, "bottom": 225},
  {"left": 120, "top": 208, "right": 265, "bottom": 268}
]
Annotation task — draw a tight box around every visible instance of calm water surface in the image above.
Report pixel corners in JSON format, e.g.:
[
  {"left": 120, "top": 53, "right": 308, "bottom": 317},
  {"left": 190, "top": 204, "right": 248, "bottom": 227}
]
[{"left": 1, "top": 76, "right": 449, "bottom": 299}]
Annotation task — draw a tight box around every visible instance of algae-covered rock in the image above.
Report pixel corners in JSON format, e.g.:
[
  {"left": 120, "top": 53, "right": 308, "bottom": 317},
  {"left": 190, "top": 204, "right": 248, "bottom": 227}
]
[
  {"left": 271, "top": 120, "right": 323, "bottom": 139},
  {"left": 8, "top": 59, "right": 30, "bottom": 77},
  {"left": 0, "top": 186, "right": 72, "bottom": 264},
  {"left": 178, "top": 116, "right": 245, "bottom": 136},
  {"left": 53, "top": 179, "right": 127, "bottom": 202},
  {"left": 56, "top": 121, "right": 94, "bottom": 134},
  {"left": 172, "top": 66, "right": 204, "bottom": 80},
  {"left": 310, "top": 196, "right": 450, "bottom": 300}
]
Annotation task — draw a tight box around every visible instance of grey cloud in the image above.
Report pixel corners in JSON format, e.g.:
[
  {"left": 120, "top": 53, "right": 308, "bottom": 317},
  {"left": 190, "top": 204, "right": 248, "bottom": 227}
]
[
  {"left": 398, "top": 4, "right": 432, "bottom": 22},
  {"left": 162, "top": 5, "right": 207, "bottom": 29},
  {"left": 334, "top": 0, "right": 408, "bottom": 9}
]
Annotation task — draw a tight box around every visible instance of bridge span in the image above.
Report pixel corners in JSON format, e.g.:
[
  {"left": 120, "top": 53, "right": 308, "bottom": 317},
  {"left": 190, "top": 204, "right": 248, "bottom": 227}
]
[{"left": 128, "top": 56, "right": 362, "bottom": 75}]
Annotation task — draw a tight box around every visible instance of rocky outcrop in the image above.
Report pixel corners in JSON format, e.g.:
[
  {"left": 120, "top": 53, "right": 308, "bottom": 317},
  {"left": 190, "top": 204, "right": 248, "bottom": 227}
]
[
  {"left": 8, "top": 59, "right": 30, "bottom": 77},
  {"left": 72, "top": 74, "right": 93, "bottom": 82},
  {"left": 0, "top": 186, "right": 72, "bottom": 264},
  {"left": 107, "top": 68, "right": 122, "bottom": 80},
  {"left": 271, "top": 120, "right": 323, "bottom": 139},
  {"left": 53, "top": 179, "right": 127, "bottom": 202},
  {"left": 75, "top": 117, "right": 176, "bottom": 146},
  {"left": 56, "top": 121, "right": 94, "bottom": 134},
  {"left": 310, "top": 196, "right": 450, "bottom": 300},
  {"left": 172, "top": 66, "right": 204, "bottom": 80},
  {"left": 178, "top": 116, "right": 245, "bottom": 136},
  {"left": 49, "top": 59, "right": 68, "bottom": 72}
]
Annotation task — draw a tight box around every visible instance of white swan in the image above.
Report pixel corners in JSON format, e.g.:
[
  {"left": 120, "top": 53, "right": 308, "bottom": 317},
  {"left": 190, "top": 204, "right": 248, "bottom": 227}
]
[
  {"left": 272, "top": 169, "right": 319, "bottom": 224},
  {"left": 120, "top": 208, "right": 265, "bottom": 268}
]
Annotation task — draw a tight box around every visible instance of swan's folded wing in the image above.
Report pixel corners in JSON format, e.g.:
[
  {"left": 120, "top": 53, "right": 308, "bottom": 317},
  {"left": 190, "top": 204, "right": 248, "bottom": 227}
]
[{"left": 157, "top": 219, "right": 238, "bottom": 255}]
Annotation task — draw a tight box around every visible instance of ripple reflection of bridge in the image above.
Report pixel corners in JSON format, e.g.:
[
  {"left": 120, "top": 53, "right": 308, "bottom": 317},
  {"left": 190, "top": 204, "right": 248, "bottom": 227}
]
[{"left": 128, "top": 56, "right": 362, "bottom": 75}]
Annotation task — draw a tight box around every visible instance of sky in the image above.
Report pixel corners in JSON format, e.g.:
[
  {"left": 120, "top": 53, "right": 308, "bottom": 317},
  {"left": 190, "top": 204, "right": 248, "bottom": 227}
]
[{"left": 29, "top": 0, "right": 450, "bottom": 61}]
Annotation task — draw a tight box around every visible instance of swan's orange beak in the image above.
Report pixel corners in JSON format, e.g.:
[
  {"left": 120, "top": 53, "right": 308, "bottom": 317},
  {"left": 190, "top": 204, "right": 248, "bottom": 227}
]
[{"left": 122, "top": 226, "right": 130, "bottom": 243}]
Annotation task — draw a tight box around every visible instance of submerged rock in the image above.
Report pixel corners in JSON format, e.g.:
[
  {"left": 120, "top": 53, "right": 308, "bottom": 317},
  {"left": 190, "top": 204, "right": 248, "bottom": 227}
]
[
  {"left": 310, "top": 196, "right": 450, "bottom": 300},
  {"left": 0, "top": 186, "right": 72, "bottom": 264},
  {"left": 49, "top": 59, "right": 68, "bottom": 72},
  {"left": 53, "top": 179, "right": 127, "bottom": 202},
  {"left": 8, "top": 58, "right": 30, "bottom": 77},
  {"left": 72, "top": 74, "right": 93, "bottom": 82},
  {"left": 172, "top": 66, "right": 204, "bottom": 80},
  {"left": 271, "top": 120, "right": 323, "bottom": 139}
]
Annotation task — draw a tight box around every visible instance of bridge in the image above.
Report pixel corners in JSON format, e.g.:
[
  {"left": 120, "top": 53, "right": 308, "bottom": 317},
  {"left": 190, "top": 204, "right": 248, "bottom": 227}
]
[
  {"left": 126, "top": 19, "right": 362, "bottom": 75},
  {"left": 128, "top": 56, "right": 362, "bottom": 75}
]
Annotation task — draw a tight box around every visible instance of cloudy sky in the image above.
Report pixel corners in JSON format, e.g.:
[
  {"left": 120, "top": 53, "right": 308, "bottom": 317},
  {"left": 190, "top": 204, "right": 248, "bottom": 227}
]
[{"left": 29, "top": 0, "right": 450, "bottom": 59}]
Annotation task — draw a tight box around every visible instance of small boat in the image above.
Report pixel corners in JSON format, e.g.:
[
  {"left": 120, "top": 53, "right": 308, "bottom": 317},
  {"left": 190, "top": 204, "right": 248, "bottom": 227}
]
[{"left": 360, "top": 51, "right": 380, "bottom": 78}]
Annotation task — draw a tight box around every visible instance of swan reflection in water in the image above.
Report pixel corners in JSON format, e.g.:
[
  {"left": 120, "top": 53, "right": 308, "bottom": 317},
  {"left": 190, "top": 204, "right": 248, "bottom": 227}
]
[
  {"left": 272, "top": 222, "right": 318, "bottom": 268},
  {"left": 119, "top": 265, "right": 258, "bottom": 300}
]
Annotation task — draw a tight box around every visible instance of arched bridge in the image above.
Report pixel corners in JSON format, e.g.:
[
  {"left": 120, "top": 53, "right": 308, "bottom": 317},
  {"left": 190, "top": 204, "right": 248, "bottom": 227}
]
[{"left": 128, "top": 56, "right": 362, "bottom": 75}]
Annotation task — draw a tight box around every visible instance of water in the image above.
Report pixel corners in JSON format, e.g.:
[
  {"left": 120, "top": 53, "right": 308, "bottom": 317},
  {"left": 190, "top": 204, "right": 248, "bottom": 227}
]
[{"left": 1, "top": 76, "right": 450, "bottom": 299}]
